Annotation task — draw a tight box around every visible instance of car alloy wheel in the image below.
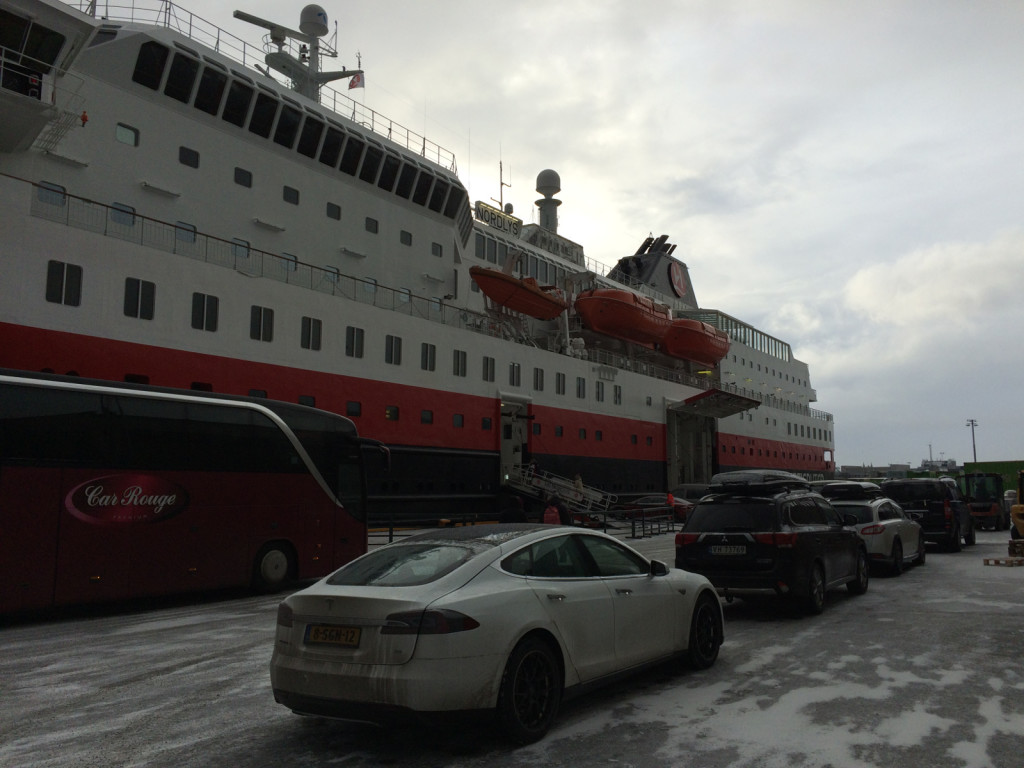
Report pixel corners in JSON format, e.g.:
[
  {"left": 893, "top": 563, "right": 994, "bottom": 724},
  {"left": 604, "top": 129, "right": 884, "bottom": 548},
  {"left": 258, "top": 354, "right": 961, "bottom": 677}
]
[
  {"left": 890, "top": 539, "right": 904, "bottom": 577},
  {"left": 848, "top": 549, "right": 869, "bottom": 595},
  {"left": 497, "top": 636, "right": 562, "bottom": 744},
  {"left": 804, "top": 563, "right": 825, "bottom": 614},
  {"left": 687, "top": 593, "right": 721, "bottom": 669}
]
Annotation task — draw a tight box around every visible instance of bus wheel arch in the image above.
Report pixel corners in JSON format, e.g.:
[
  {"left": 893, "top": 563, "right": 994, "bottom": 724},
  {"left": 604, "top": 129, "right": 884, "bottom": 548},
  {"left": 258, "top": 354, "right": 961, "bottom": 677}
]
[{"left": 253, "top": 540, "right": 296, "bottom": 591}]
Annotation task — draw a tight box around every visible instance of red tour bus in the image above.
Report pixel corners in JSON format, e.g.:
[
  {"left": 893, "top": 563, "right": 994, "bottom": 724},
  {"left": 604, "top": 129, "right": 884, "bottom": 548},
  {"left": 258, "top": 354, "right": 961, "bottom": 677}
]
[{"left": 0, "top": 370, "right": 382, "bottom": 614}]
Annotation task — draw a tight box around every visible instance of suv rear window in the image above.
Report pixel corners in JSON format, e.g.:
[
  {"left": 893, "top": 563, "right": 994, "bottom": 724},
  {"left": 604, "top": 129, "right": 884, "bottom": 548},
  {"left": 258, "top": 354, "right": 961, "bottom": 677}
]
[
  {"left": 685, "top": 501, "right": 778, "bottom": 532},
  {"left": 883, "top": 482, "right": 943, "bottom": 502}
]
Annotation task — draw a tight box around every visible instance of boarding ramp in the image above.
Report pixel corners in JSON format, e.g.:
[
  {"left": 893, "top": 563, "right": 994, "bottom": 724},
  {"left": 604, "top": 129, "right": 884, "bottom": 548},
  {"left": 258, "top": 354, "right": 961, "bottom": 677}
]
[{"left": 505, "top": 465, "right": 616, "bottom": 519}]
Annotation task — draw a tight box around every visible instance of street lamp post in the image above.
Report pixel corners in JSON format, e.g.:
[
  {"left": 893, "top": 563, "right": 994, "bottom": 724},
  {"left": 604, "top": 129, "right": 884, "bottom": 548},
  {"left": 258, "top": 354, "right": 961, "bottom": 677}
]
[{"left": 966, "top": 419, "right": 978, "bottom": 463}]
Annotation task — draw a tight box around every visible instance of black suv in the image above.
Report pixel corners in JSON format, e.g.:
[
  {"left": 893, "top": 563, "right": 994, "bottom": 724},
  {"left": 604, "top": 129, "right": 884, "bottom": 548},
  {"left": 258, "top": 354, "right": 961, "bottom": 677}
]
[
  {"left": 675, "top": 473, "right": 869, "bottom": 614},
  {"left": 879, "top": 478, "right": 975, "bottom": 552}
]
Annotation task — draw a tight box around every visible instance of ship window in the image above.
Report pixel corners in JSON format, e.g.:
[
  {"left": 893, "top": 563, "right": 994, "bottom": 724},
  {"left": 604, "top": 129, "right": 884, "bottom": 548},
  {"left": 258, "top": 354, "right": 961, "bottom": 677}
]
[
  {"left": 482, "top": 356, "right": 495, "bottom": 382},
  {"left": 273, "top": 105, "right": 302, "bottom": 148},
  {"left": 385, "top": 406, "right": 399, "bottom": 421},
  {"left": 412, "top": 172, "right": 433, "bottom": 206},
  {"left": 509, "top": 362, "right": 521, "bottom": 387},
  {"left": 164, "top": 52, "right": 199, "bottom": 103},
  {"left": 109, "top": 203, "right": 136, "bottom": 227},
  {"left": 394, "top": 163, "right": 417, "bottom": 199},
  {"left": 533, "top": 368, "right": 544, "bottom": 391},
  {"left": 646, "top": 437, "right": 653, "bottom": 446},
  {"left": 339, "top": 136, "right": 364, "bottom": 175},
  {"left": 482, "top": 417, "right": 492, "bottom": 430},
  {"left": 400, "top": 230, "right": 412, "bottom": 246},
  {"left": 191, "top": 292, "right": 218, "bottom": 331},
  {"left": 421, "top": 343, "right": 436, "bottom": 371},
  {"left": 346, "top": 401, "right": 361, "bottom": 417},
  {"left": 432, "top": 242, "right": 443, "bottom": 258},
  {"left": 453, "top": 350, "right": 467, "bottom": 377},
  {"left": 378, "top": 154, "right": 400, "bottom": 192},
  {"left": 474, "top": 232, "right": 485, "bottom": 260},
  {"left": 326, "top": 202, "right": 341, "bottom": 220},
  {"left": 555, "top": 426, "right": 563, "bottom": 437},
  {"left": 249, "top": 389, "right": 267, "bottom": 398},
  {"left": 631, "top": 435, "right": 638, "bottom": 445},
  {"left": 222, "top": 80, "right": 253, "bottom": 126},
  {"left": 278, "top": 253, "right": 298, "bottom": 272},
  {"left": 613, "top": 385, "right": 622, "bottom": 405},
  {"left": 0, "top": 13, "right": 66, "bottom": 76},
  {"left": 556, "top": 372, "right": 566, "bottom": 395},
  {"left": 45, "top": 260, "right": 82, "bottom": 306},
  {"left": 385, "top": 335, "right": 402, "bottom": 365},
  {"left": 576, "top": 377, "right": 586, "bottom": 399},
  {"left": 115, "top": 123, "right": 139, "bottom": 146},
  {"left": 283, "top": 186, "right": 299, "bottom": 205},
  {"left": 443, "top": 187, "right": 467, "bottom": 219},
  {"left": 297, "top": 117, "right": 324, "bottom": 158},
  {"left": 428, "top": 180, "right": 449, "bottom": 213},
  {"left": 359, "top": 145, "right": 383, "bottom": 183},
  {"left": 234, "top": 167, "right": 252, "bottom": 187},
  {"left": 37, "top": 181, "right": 66, "bottom": 206},
  {"left": 595, "top": 381, "right": 604, "bottom": 402},
  {"left": 595, "top": 430, "right": 603, "bottom": 442},
  {"left": 250, "top": 305, "right": 274, "bottom": 342},
  {"left": 453, "top": 414, "right": 464, "bottom": 428},
  {"left": 345, "top": 326, "right": 364, "bottom": 358},
  {"left": 132, "top": 41, "right": 169, "bottom": 89},
  {"left": 193, "top": 66, "right": 226, "bottom": 115},
  {"left": 178, "top": 146, "right": 199, "bottom": 168},
  {"left": 365, "top": 217, "right": 378, "bottom": 234},
  {"left": 248, "top": 93, "right": 278, "bottom": 138},
  {"left": 175, "top": 221, "right": 196, "bottom": 243},
  {"left": 301, "top": 316, "right": 322, "bottom": 350},
  {"left": 579, "top": 429, "right": 587, "bottom": 440},
  {"left": 298, "top": 395, "right": 315, "bottom": 407},
  {"left": 319, "top": 127, "right": 344, "bottom": 167},
  {"left": 124, "top": 277, "right": 155, "bottom": 320},
  {"left": 532, "top": 423, "right": 541, "bottom": 436},
  {"left": 421, "top": 410, "right": 433, "bottom": 425}
]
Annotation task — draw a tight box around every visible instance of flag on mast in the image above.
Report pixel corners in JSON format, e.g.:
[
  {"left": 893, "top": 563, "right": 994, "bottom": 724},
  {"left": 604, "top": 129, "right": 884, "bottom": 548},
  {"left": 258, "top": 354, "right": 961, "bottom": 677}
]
[{"left": 349, "top": 72, "right": 364, "bottom": 89}]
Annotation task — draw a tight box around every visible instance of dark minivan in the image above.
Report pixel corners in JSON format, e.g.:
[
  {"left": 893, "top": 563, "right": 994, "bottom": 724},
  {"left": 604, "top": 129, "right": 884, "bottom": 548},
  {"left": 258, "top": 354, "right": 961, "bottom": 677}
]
[
  {"left": 675, "top": 473, "right": 869, "bottom": 614},
  {"left": 879, "top": 478, "right": 975, "bottom": 552}
]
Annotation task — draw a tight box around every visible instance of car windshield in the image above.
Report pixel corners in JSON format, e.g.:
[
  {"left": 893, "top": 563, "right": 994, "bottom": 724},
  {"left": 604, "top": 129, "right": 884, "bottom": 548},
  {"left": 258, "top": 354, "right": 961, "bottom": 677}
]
[
  {"left": 685, "top": 501, "right": 777, "bottom": 532},
  {"left": 837, "top": 504, "right": 874, "bottom": 524},
  {"left": 326, "top": 543, "right": 475, "bottom": 587}
]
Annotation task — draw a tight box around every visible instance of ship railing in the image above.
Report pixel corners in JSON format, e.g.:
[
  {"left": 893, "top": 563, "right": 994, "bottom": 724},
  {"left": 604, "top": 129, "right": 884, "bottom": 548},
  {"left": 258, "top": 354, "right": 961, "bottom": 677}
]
[
  {"left": 68, "top": 1, "right": 457, "bottom": 172},
  {"left": 20, "top": 176, "right": 839, "bottom": 420}
]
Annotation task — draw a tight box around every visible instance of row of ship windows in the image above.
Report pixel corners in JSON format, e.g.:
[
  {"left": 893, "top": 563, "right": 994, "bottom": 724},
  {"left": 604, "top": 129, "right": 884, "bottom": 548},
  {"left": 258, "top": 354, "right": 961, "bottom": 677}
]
[
  {"left": 38, "top": 180, "right": 444, "bottom": 266},
  {"left": 46, "top": 260, "right": 626, "bottom": 406},
  {"left": 129, "top": 40, "right": 471, "bottom": 238},
  {"left": 731, "top": 354, "right": 807, "bottom": 387},
  {"left": 721, "top": 444, "right": 823, "bottom": 462},
  {"left": 472, "top": 231, "right": 567, "bottom": 289}
]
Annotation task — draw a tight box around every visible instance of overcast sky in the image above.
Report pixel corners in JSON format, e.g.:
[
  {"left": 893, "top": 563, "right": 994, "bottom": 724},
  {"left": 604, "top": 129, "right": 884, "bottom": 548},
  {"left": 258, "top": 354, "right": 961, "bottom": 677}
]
[{"left": 212, "top": 0, "right": 1022, "bottom": 468}]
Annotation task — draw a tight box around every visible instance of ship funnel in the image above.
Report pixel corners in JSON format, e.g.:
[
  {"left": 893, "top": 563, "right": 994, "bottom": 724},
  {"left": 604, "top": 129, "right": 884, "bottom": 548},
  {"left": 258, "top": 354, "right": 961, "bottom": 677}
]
[
  {"left": 299, "top": 5, "right": 329, "bottom": 37},
  {"left": 535, "top": 169, "right": 561, "bottom": 234}
]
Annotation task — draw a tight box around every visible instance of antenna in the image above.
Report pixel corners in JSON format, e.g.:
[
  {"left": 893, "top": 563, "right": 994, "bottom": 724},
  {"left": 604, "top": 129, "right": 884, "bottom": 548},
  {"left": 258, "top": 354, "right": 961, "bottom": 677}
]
[
  {"left": 233, "top": 6, "right": 362, "bottom": 103},
  {"left": 491, "top": 160, "right": 512, "bottom": 212}
]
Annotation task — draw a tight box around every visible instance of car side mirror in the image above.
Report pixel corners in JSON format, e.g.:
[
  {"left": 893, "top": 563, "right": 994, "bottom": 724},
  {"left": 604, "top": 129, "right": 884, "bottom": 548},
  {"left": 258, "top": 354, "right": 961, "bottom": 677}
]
[{"left": 650, "top": 559, "right": 669, "bottom": 577}]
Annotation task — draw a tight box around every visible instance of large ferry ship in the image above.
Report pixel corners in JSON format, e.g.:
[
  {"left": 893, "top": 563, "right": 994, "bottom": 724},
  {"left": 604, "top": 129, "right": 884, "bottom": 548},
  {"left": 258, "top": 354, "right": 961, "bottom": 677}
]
[{"left": 0, "top": 0, "right": 835, "bottom": 520}]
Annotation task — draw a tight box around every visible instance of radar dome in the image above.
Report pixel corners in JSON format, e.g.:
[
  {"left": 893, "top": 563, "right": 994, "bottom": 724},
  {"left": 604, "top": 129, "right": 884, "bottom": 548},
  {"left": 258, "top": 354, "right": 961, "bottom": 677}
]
[
  {"left": 536, "top": 169, "right": 560, "bottom": 197},
  {"left": 299, "top": 5, "right": 329, "bottom": 37}
]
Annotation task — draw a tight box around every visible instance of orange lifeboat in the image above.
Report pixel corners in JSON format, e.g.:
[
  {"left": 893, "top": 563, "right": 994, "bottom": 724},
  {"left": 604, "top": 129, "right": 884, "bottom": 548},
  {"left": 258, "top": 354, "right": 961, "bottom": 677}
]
[
  {"left": 469, "top": 266, "right": 569, "bottom": 320},
  {"left": 574, "top": 289, "right": 672, "bottom": 348},
  {"left": 662, "top": 318, "right": 730, "bottom": 366}
]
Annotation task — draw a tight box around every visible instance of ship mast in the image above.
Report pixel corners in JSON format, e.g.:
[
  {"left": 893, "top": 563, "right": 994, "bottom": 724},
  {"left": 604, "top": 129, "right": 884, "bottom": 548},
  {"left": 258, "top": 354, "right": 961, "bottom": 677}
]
[{"left": 233, "top": 5, "right": 362, "bottom": 103}]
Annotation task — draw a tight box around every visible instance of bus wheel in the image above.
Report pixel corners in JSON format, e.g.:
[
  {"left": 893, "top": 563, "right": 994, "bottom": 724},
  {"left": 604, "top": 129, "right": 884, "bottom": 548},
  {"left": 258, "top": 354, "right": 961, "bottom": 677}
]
[{"left": 253, "top": 543, "right": 294, "bottom": 591}]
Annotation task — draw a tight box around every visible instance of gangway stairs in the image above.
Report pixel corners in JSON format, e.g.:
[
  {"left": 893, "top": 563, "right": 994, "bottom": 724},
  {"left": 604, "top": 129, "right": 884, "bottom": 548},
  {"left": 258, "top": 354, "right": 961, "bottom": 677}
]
[{"left": 504, "top": 464, "right": 617, "bottom": 520}]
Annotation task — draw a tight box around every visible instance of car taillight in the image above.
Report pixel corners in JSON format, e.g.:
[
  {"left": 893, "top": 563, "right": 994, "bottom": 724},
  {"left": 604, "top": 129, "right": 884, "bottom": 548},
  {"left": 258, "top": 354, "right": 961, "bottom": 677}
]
[
  {"left": 276, "top": 602, "right": 293, "bottom": 628},
  {"left": 676, "top": 533, "right": 700, "bottom": 546},
  {"left": 943, "top": 499, "right": 953, "bottom": 519},
  {"left": 381, "top": 609, "right": 480, "bottom": 635},
  {"left": 754, "top": 532, "right": 797, "bottom": 547},
  {"left": 859, "top": 524, "right": 885, "bottom": 536}
]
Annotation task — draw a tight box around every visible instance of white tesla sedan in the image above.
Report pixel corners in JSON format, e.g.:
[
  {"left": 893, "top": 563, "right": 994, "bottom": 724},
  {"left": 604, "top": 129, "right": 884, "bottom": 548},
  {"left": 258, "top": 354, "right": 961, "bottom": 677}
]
[{"left": 270, "top": 524, "right": 723, "bottom": 743}]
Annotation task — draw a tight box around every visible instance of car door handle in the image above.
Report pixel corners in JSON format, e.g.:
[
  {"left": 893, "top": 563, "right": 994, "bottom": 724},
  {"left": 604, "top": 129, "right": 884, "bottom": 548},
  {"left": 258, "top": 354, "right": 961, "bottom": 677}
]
[
  {"left": 547, "top": 594, "right": 566, "bottom": 602},
  {"left": 615, "top": 588, "right": 633, "bottom": 596}
]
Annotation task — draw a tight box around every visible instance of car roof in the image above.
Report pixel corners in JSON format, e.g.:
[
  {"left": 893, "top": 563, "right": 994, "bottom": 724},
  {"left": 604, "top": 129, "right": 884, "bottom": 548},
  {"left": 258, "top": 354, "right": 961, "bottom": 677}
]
[
  {"left": 818, "top": 481, "right": 882, "bottom": 500},
  {"left": 707, "top": 470, "right": 812, "bottom": 497}
]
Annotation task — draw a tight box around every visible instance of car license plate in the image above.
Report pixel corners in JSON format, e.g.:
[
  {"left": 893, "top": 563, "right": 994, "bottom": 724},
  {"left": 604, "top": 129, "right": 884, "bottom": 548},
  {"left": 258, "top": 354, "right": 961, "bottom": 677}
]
[
  {"left": 709, "top": 545, "right": 746, "bottom": 555},
  {"left": 305, "top": 624, "right": 361, "bottom": 647}
]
